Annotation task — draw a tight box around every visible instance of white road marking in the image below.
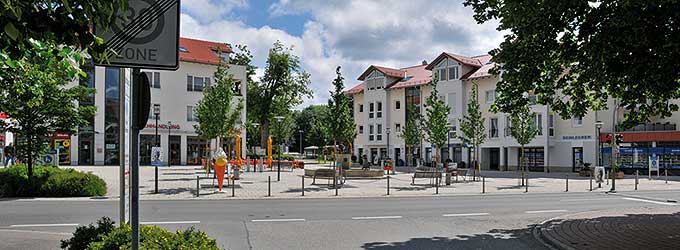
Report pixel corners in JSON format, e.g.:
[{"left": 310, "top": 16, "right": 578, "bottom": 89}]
[
  {"left": 140, "top": 221, "right": 201, "bottom": 225},
  {"left": 9, "top": 223, "right": 79, "bottom": 228},
  {"left": 352, "top": 216, "right": 403, "bottom": 220},
  {"left": 442, "top": 213, "right": 490, "bottom": 217},
  {"left": 622, "top": 197, "right": 677, "bottom": 206},
  {"left": 251, "top": 218, "right": 306, "bottom": 222},
  {"left": 525, "top": 210, "right": 569, "bottom": 214},
  {"left": 560, "top": 198, "right": 619, "bottom": 202}
]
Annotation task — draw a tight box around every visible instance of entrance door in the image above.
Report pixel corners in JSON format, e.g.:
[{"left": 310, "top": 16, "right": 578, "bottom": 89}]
[
  {"left": 489, "top": 148, "right": 500, "bottom": 170},
  {"left": 79, "top": 141, "right": 93, "bottom": 165},
  {"left": 169, "top": 135, "right": 181, "bottom": 165},
  {"left": 572, "top": 147, "right": 584, "bottom": 172},
  {"left": 395, "top": 148, "right": 401, "bottom": 165}
]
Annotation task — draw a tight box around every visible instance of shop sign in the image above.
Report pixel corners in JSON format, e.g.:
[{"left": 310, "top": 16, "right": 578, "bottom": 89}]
[
  {"left": 145, "top": 123, "right": 180, "bottom": 129},
  {"left": 562, "top": 135, "right": 592, "bottom": 140}
]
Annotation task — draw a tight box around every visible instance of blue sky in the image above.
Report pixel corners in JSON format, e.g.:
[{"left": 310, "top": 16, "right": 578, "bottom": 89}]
[{"left": 180, "top": 0, "right": 504, "bottom": 107}]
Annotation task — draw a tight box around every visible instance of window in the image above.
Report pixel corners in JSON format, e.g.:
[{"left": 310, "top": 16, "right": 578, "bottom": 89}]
[
  {"left": 144, "top": 72, "right": 161, "bottom": 88},
  {"left": 187, "top": 106, "right": 198, "bottom": 122},
  {"left": 490, "top": 118, "right": 499, "bottom": 138},
  {"left": 534, "top": 113, "right": 543, "bottom": 135},
  {"left": 366, "top": 70, "right": 384, "bottom": 91},
  {"left": 505, "top": 116, "right": 512, "bottom": 136},
  {"left": 377, "top": 102, "right": 383, "bottom": 118},
  {"left": 359, "top": 126, "right": 364, "bottom": 134},
  {"left": 369, "top": 125, "right": 374, "bottom": 141},
  {"left": 233, "top": 80, "right": 242, "bottom": 95},
  {"left": 149, "top": 104, "right": 160, "bottom": 120},
  {"left": 485, "top": 90, "right": 496, "bottom": 103},
  {"left": 369, "top": 103, "right": 374, "bottom": 118},
  {"left": 187, "top": 75, "right": 210, "bottom": 92},
  {"left": 447, "top": 93, "right": 456, "bottom": 113},
  {"left": 449, "top": 123, "right": 457, "bottom": 139},
  {"left": 435, "top": 58, "right": 459, "bottom": 81},
  {"left": 396, "top": 123, "right": 401, "bottom": 132},
  {"left": 395, "top": 101, "right": 400, "bottom": 110},
  {"left": 377, "top": 123, "right": 383, "bottom": 141},
  {"left": 572, "top": 116, "right": 583, "bottom": 127},
  {"left": 438, "top": 68, "right": 448, "bottom": 81},
  {"left": 448, "top": 66, "right": 459, "bottom": 80},
  {"left": 549, "top": 114, "right": 555, "bottom": 136},
  {"left": 359, "top": 104, "right": 364, "bottom": 112}
]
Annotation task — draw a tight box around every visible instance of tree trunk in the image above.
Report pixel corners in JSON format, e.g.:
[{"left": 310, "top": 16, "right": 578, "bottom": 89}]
[{"left": 27, "top": 135, "right": 33, "bottom": 191}]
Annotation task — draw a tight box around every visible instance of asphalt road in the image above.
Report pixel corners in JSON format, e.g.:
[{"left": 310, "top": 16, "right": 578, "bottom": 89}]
[{"left": 0, "top": 190, "right": 677, "bottom": 250}]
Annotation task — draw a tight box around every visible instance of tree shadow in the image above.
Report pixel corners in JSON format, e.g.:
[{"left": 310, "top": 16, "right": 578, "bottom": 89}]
[
  {"left": 394, "top": 186, "right": 430, "bottom": 191},
  {"left": 361, "top": 225, "right": 547, "bottom": 250}
]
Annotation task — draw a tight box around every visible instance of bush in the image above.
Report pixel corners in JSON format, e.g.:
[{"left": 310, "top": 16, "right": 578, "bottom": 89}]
[
  {"left": 0, "top": 164, "right": 106, "bottom": 197},
  {"left": 62, "top": 217, "right": 220, "bottom": 250},
  {"left": 61, "top": 217, "right": 116, "bottom": 250}
]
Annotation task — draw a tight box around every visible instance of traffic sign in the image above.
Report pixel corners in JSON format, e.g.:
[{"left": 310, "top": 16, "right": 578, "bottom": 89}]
[
  {"left": 151, "top": 147, "right": 163, "bottom": 166},
  {"left": 96, "top": 0, "right": 180, "bottom": 70}
]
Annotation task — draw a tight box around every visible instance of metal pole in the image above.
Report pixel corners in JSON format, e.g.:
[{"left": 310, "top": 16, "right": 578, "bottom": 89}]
[
  {"left": 167, "top": 123, "right": 171, "bottom": 168},
  {"left": 525, "top": 174, "right": 529, "bottom": 193},
  {"left": 606, "top": 170, "right": 609, "bottom": 185},
  {"left": 482, "top": 176, "right": 485, "bottom": 194},
  {"left": 665, "top": 169, "right": 668, "bottom": 184},
  {"left": 590, "top": 173, "right": 593, "bottom": 191},
  {"left": 335, "top": 175, "right": 338, "bottom": 196},
  {"left": 130, "top": 69, "right": 140, "bottom": 250},
  {"left": 565, "top": 175, "right": 568, "bottom": 192},
  {"left": 118, "top": 68, "right": 126, "bottom": 226},
  {"left": 387, "top": 176, "right": 390, "bottom": 195},
  {"left": 232, "top": 178, "right": 235, "bottom": 197},
  {"left": 635, "top": 170, "right": 638, "bottom": 190},
  {"left": 155, "top": 112, "right": 158, "bottom": 194},
  {"left": 435, "top": 173, "right": 439, "bottom": 194},
  {"left": 196, "top": 175, "right": 199, "bottom": 197},
  {"left": 268, "top": 176, "right": 271, "bottom": 197},
  {"left": 302, "top": 175, "right": 305, "bottom": 196},
  {"left": 277, "top": 146, "right": 281, "bottom": 181}
]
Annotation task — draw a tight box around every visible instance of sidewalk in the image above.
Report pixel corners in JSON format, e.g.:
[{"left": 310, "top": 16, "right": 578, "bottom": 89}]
[
  {"left": 537, "top": 206, "right": 680, "bottom": 250},
  {"left": 68, "top": 164, "right": 680, "bottom": 200}
]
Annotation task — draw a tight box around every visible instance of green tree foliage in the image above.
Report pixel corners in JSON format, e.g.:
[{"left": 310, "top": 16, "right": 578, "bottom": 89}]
[
  {"left": 194, "top": 55, "right": 244, "bottom": 146},
  {"left": 424, "top": 72, "right": 451, "bottom": 165},
  {"left": 1, "top": 0, "right": 126, "bottom": 62},
  {"left": 0, "top": 39, "right": 95, "bottom": 181},
  {"left": 272, "top": 113, "right": 296, "bottom": 147},
  {"left": 399, "top": 104, "right": 425, "bottom": 166},
  {"left": 510, "top": 104, "right": 539, "bottom": 174},
  {"left": 459, "top": 82, "right": 486, "bottom": 173},
  {"left": 327, "top": 66, "right": 357, "bottom": 153},
  {"left": 248, "top": 41, "right": 313, "bottom": 147},
  {"left": 297, "top": 105, "right": 331, "bottom": 148},
  {"left": 464, "top": 0, "right": 680, "bottom": 127}
]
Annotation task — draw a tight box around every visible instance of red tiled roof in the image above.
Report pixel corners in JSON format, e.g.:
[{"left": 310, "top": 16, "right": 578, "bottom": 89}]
[
  {"left": 179, "top": 37, "right": 232, "bottom": 66},
  {"left": 344, "top": 82, "right": 365, "bottom": 94},
  {"left": 386, "top": 64, "right": 432, "bottom": 89},
  {"left": 463, "top": 55, "right": 497, "bottom": 80},
  {"left": 357, "top": 65, "right": 405, "bottom": 80},
  {"left": 425, "top": 52, "right": 484, "bottom": 70}
]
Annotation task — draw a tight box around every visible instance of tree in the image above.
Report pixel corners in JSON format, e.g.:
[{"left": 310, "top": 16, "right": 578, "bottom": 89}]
[
  {"left": 424, "top": 72, "right": 451, "bottom": 168},
  {"left": 509, "top": 104, "right": 539, "bottom": 183},
  {"left": 307, "top": 120, "right": 330, "bottom": 148},
  {"left": 193, "top": 55, "right": 244, "bottom": 152},
  {"left": 0, "top": 39, "right": 95, "bottom": 182},
  {"left": 1, "top": 0, "right": 126, "bottom": 62},
  {"left": 248, "top": 41, "right": 313, "bottom": 147},
  {"left": 399, "top": 104, "right": 425, "bottom": 167},
  {"left": 464, "top": 0, "right": 680, "bottom": 128},
  {"left": 459, "top": 82, "right": 486, "bottom": 178},
  {"left": 327, "top": 66, "right": 357, "bottom": 154}
]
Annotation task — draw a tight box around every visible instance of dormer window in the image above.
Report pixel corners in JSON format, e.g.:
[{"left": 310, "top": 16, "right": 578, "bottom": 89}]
[
  {"left": 366, "top": 70, "right": 384, "bottom": 91},
  {"left": 435, "top": 58, "right": 459, "bottom": 81}
]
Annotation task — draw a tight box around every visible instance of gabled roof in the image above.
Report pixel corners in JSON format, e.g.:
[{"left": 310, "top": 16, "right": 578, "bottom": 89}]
[
  {"left": 462, "top": 54, "right": 497, "bottom": 80},
  {"left": 386, "top": 64, "right": 431, "bottom": 89},
  {"left": 357, "top": 65, "right": 405, "bottom": 80},
  {"left": 425, "top": 52, "right": 484, "bottom": 70},
  {"left": 179, "top": 37, "right": 233, "bottom": 66},
  {"left": 344, "top": 82, "right": 365, "bottom": 94}
]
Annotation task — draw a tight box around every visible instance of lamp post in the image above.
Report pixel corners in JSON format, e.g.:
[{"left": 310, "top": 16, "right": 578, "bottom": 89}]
[
  {"left": 386, "top": 127, "right": 391, "bottom": 175},
  {"left": 595, "top": 121, "right": 603, "bottom": 166},
  {"left": 273, "top": 116, "right": 285, "bottom": 181},
  {"left": 299, "top": 130, "right": 304, "bottom": 154},
  {"left": 167, "top": 121, "right": 172, "bottom": 167},
  {"left": 153, "top": 105, "right": 160, "bottom": 194}
]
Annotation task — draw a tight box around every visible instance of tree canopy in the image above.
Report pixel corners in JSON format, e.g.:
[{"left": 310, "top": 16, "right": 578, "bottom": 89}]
[
  {"left": 464, "top": 0, "right": 680, "bottom": 127},
  {"left": 424, "top": 72, "right": 451, "bottom": 163},
  {"left": 459, "top": 82, "right": 486, "bottom": 170},
  {"left": 327, "top": 66, "right": 357, "bottom": 153}
]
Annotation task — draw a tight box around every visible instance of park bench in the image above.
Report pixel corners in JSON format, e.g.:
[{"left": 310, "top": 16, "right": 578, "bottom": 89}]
[
  {"left": 411, "top": 170, "right": 442, "bottom": 185},
  {"left": 306, "top": 169, "right": 343, "bottom": 185}
]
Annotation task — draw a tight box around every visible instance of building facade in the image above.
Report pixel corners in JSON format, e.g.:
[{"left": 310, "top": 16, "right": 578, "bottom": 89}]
[
  {"left": 346, "top": 52, "right": 680, "bottom": 172},
  {"left": 60, "top": 37, "right": 247, "bottom": 166}
]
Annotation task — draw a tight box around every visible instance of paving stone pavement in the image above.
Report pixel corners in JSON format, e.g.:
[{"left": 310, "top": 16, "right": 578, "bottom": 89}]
[
  {"left": 65, "top": 164, "right": 680, "bottom": 200},
  {"left": 538, "top": 206, "right": 680, "bottom": 250}
]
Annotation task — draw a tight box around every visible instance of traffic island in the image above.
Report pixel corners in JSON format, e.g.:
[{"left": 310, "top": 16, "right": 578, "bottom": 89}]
[{"left": 535, "top": 207, "right": 680, "bottom": 250}]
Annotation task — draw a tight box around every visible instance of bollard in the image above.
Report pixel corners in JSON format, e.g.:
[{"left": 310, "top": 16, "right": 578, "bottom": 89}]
[
  {"left": 268, "top": 176, "right": 271, "bottom": 197},
  {"left": 155, "top": 166, "right": 159, "bottom": 194},
  {"left": 196, "top": 175, "right": 200, "bottom": 197},
  {"left": 666, "top": 169, "right": 668, "bottom": 184},
  {"left": 302, "top": 176, "right": 305, "bottom": 196},
  {"left": 590, "top": 173, "right": 593, "bottom": 191},
  {"left": 232, "top": 178, "right": 235, "bottom": 197},
  {"left": 387, "top": 176, "right": 390, "bottom": 195},
  {"left": 436, "top": 174, "right": 439, "bottom": 194},
  {"left": 635, "top": 170, "right": 639, "bottom": 190},
  {"left": 565, "top": 175, "right": 569, "bottom": 192},
  {"left": 335, "top": 176, "right": 339, "bottom": 196},
  {"left": 525, "top": 175, "right": 529, "bottom": 193},
  {"left": 482, "top": 176, "right": 486, "bottom": 193},
  {"left": 606, "top": 170, "right": 609, "bottom": 185}
]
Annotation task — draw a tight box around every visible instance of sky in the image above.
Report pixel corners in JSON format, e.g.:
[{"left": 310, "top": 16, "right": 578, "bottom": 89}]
[{"left": 180, "top": 0, "right": 505, "bottom": 108}]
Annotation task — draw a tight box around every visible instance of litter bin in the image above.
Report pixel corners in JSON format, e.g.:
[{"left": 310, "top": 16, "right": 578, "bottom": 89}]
[{"left": 232, "top": 168, "right": 240, "bottom": 180}]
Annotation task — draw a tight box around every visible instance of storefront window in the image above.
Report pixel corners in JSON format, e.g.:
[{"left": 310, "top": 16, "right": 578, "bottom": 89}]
[
  {"left": 104, "top": 68, "right": 120, "bottom": 165},
  {"left": 139, "top": 135, "right": 160, "bottom": 165},
  {"left": 519, "top": 147, "right": 544, "bottom": 169},
  {"left": 187, "top": 136, "right": 208, "bottom": 165}
]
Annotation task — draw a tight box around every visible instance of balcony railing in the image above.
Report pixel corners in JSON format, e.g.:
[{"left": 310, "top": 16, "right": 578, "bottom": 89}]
[{"left": 617, "top": 122, "right": 677, "bottom": 132}]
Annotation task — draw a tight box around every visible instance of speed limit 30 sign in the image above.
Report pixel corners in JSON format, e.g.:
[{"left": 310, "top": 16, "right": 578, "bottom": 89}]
[{"left": 96, "top": 0, "right": 180, "bottom": 70}]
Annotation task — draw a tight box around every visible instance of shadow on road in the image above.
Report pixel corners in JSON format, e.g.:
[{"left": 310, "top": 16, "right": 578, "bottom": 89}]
[{"left": 360, "top": 225, "right": 546, "bottom": 250}]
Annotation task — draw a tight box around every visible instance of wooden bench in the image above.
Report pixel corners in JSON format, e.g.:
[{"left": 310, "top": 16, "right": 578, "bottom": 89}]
[
  {"left": 305, "top": 169, "right": 343, "bottom": 185},
  {"left": 412, "top": 171, "right": 442, "bottom": 185}
]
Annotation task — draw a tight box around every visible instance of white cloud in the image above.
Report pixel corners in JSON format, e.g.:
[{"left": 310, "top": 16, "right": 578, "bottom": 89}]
[
  {"left": 181, "top": 0, "right": 247, "bottom": 23},
  {"left": 180, "top": 0, "right": 505, "bottom": 107}
]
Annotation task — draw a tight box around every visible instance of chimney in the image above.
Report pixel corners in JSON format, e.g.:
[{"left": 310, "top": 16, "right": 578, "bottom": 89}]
[{"left": 422, "top": 60, "right": 428, "bottom": 65}]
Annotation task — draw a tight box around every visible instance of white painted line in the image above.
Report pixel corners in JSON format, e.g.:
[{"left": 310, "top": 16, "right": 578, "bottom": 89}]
[
  {"left": 251, "top": 218, "right": 306, "bottom": 222},
  {"left": 560, "top": 198, "right": 619, "bottom": 202},
  {"left": 9, "top": 223, "right": 79, "bottom": 228},
  {"left": 442, "top": 213, "right": 490, "bottom": 217},
  {"left": 622, "top": 197, "right": 677, "bottom": 206},
  {"left": 525, "top": 210, "right": 569, "bottom": 214},
  {"left": 352, "top": 216, "right": 403, "bottom": 220},
  {"left": 140, "top": 221, "right": 201, "bottom": 225}
]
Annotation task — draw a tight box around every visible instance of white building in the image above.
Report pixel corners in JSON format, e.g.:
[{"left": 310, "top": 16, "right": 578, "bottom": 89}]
[
  {"left": 54, "top": 37, "right": 246, "bottom": 166},
  {"left": 347, "top": 52, "right": 680, "bottom": 173}
]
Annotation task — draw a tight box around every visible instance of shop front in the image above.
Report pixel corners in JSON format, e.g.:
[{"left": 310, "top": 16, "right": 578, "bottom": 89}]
[
  {"left": 187, "top": 136, "right": 208, "bottom": 165},
  {"left": 49, "top": 133, "right": 72, "bottom": 165}
]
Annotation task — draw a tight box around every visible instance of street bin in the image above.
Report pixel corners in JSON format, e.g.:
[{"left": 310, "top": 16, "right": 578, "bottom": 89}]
[
  {"left": 446, "top": 162, "right": 457, "bottom": 185},
  {"left": 233, "top": 168, "right": 240, "bottom": 180}
]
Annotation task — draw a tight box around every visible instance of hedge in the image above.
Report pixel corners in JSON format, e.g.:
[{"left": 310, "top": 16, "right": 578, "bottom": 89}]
[
  {"left": 61, "top": 217, "right": 220, "bottom": 250},
  {"left": 0, "top": 164, "right": 106, "bottom": 197}
]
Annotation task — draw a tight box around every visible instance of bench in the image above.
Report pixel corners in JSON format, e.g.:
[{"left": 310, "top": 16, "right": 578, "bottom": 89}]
[
  {"left": 305, "top": 169, "right": 343, "bottom": 185},
  {"left": 412, "top": 171, "right": 442, "bottom": 185}
]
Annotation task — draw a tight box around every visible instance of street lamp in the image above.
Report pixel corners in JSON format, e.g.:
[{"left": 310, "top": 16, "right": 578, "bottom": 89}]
[
  {"left": 251, "top": 122, "right": 260, "bottom": 172},
  {"left": 386, "top": 127, "right": 391, "bottom": 175},
  {"left": 273, "top": 116, "right": 285, "bottom": 181},
  {"left": 167, "top": 121, "right": 172, "bottom": 167},
  {"left": 153, "top": 104, "right": 160, "bottom": 194},
  {"left": 595, "top": 121, "right": 603, "bottom": 166},
  {"left": 447, "top": 123, "right": 452, "bottom": 162}
]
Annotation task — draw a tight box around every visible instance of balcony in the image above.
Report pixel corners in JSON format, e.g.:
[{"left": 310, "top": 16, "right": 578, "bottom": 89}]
[{"left": 617, "top": 122, "right": 677, "bottom": 132}]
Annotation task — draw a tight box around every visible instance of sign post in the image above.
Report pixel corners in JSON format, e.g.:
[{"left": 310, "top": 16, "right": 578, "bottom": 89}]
[
  {"left": 649, "top": 155, "right": 660, "bottom": 180},
  {"left": 95, "top": 1, "right": 180, "bottom": 250}
]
